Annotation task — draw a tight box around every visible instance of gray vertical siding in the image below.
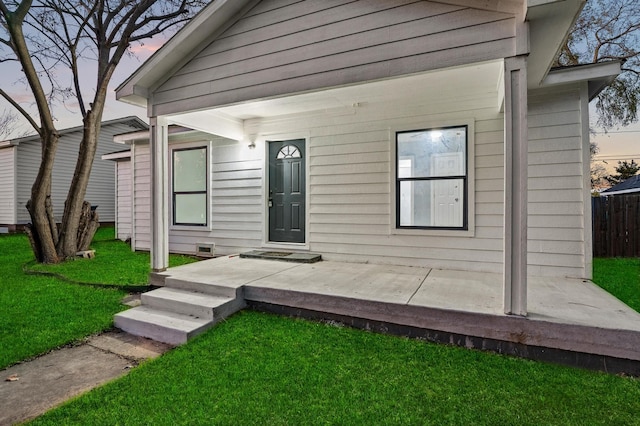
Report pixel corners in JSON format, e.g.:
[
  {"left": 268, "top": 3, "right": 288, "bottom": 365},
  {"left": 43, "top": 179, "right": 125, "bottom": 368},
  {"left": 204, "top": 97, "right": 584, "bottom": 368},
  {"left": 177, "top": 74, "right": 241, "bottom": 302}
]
[
  {"left": 152, "top": 0, "right": 516, "bottom": 115},
  {"left": 116, "top": 159, "right": 132, "bottom": 241},
  {"left": 15, "top": 121, "right": 144, "bottom": 225},
  {"left": 0, "top": 147, "right": 16, "bottom": 224}
]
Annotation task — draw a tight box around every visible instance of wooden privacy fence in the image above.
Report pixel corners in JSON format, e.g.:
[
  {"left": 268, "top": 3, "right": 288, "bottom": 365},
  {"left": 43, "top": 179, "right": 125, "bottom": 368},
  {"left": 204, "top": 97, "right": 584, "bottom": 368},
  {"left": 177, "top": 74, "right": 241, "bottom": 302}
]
[{"left": 592, "top": 195, "right": 640, "bottom": 257}]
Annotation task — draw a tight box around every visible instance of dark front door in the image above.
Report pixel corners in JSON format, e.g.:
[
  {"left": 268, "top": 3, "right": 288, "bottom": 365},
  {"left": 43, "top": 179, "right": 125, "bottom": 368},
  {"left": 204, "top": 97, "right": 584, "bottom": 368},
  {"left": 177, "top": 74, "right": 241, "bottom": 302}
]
[{"left": 269, "top": 139, "right": 305, "bottom": 243}]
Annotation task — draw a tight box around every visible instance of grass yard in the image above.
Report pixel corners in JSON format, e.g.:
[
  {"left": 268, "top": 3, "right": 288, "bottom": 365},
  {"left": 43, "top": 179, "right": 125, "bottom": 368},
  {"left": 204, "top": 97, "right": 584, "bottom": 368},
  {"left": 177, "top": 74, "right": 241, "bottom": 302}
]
[
  {"left": 31, "top": 310, "right": 640, "bottom": 426},
  {"left": 2, "top": 229, "right": 639, "bottom": 424},
  {"left": 592, "top": 257, "right": 640, "bottom": 312},
  {"left": 0, "top": 227, "right": 196, "bottom": 369}
]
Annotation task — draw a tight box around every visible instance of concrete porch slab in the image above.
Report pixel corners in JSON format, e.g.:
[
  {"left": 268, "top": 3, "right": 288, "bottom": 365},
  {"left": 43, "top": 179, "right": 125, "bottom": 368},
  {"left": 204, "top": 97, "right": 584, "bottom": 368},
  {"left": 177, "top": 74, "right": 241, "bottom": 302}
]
[{"left": 146, "top": 256, "right": 640, "bottom": 372}]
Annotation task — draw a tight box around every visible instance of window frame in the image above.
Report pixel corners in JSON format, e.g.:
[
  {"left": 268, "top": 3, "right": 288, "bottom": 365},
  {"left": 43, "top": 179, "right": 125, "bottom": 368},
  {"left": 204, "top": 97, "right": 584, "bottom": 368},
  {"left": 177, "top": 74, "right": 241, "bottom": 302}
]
[
  {"left": 395, "top": 124, "right": 470, "bottom": 231},
  {"left": 171, "top": 144, "right": 209, "bottom": 228}
]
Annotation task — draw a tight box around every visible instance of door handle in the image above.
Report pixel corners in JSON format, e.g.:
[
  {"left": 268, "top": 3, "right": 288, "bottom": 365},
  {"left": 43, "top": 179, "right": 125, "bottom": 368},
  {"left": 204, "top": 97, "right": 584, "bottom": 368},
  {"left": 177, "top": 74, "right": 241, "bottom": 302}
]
[{"left": 268, "top": 198, "right": 273, "bottom": 208}]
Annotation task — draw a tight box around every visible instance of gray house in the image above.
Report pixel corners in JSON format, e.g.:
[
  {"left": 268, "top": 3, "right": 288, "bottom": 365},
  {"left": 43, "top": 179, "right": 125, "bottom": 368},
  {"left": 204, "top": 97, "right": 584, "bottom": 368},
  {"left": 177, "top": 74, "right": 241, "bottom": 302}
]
[
  {"left": 601, "top": 174, "right": 640, "bottom": 196},
  {"left": 114, "top": 0, "right": 620, "bottom": 317},
  {"left": 0, "top": 116, "right": 147, "bottom": 232}
]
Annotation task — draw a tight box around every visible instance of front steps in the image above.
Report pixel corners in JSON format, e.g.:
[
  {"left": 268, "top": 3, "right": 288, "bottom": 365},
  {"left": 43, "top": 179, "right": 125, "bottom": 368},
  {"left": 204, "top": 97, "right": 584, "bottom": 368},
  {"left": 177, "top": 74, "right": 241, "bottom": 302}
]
[{"left": 115, "top": 283, "right": 245, "bottom": 345}]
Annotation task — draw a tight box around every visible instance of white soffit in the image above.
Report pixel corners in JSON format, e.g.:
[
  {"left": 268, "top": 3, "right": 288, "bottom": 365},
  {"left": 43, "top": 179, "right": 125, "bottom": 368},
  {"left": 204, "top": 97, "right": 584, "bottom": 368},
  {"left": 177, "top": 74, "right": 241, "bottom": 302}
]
[{"left": 192, "top": 60, "right": 506, "bottom": 122}]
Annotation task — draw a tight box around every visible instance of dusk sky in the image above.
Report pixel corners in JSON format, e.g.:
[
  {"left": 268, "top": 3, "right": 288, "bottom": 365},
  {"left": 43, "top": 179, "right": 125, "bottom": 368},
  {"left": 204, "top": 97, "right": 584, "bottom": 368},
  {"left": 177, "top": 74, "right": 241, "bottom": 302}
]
[{"left": 1, "top": 33, "right": 638, "bottom": 175}]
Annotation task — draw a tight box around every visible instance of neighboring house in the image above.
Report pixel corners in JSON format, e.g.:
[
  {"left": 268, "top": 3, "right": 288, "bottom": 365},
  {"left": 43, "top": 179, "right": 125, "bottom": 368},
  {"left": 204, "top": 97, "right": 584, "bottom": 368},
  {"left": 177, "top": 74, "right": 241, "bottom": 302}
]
[
  {"left": 0, "top": 116, "right": 147, "bottom": 232},
  {"left": 115, "top": 0, "right": 620, "bottom": 316},
  {"left": 601, "top": 175, "right": 640, "bottom": 196}
]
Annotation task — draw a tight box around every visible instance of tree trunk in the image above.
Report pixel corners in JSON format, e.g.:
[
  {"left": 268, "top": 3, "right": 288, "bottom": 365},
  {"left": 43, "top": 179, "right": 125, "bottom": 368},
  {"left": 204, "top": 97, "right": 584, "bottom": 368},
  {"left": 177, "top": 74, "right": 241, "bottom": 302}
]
[
  {"left": 57, "top": 111, "right": 101, "bottom": 258},
  {"left": 26, "top": 131, "right": 60, "bottom": 264},
  {"left": 77, "top": 201, "right": 100, "bottom": 252}
]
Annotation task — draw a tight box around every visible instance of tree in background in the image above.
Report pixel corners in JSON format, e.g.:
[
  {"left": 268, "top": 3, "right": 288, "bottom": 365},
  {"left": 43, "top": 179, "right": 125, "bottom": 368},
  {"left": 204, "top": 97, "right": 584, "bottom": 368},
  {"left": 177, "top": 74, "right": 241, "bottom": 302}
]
[
  {"left": 590, "top": 142, "right": 610, "bottom": 190},
  {"left": 605, "top": 159, "right": 640, "bottom": 185},
  {"left": 0, "top": 110, "right": 22, "bottom": 140},
  {"left": 0, "top": 0, "right": 204, "bottom": 263},
  {"left": 558, "top": 0, "right": 640, "bottom": 129}
]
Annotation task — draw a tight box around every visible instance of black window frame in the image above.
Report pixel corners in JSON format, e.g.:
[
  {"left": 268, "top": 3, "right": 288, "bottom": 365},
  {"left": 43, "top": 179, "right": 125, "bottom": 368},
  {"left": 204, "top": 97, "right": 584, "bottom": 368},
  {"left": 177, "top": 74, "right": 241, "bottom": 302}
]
[
  {"left": 395, "top": 125, "right": 468, "bottom": 231},
  {"left": 172, "top": 145, "right": 208, "bottom": 227}
]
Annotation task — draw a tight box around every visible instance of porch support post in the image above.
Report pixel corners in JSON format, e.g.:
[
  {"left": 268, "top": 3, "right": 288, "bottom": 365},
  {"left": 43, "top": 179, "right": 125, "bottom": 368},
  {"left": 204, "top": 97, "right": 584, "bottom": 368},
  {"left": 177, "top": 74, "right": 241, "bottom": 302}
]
[
  {"left": 150, "top": 116, "right": 169, "bottom": 272},
  {"left": 503, "top": 56, "right": 528, "bottom": 316}
]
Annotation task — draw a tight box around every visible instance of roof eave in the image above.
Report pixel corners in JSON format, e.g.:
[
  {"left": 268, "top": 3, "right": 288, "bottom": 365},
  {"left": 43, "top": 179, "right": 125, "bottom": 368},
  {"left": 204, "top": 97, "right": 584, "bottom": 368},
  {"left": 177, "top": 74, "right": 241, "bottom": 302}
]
[
  {"left": 526, "top": 0, "right": 586, "bottom": 89},
  {"left": 542, "top": 61, "right": 622, "bottom": 100},
  {"left": 115, "top": 0, "right": 254, "bottom": 107}
]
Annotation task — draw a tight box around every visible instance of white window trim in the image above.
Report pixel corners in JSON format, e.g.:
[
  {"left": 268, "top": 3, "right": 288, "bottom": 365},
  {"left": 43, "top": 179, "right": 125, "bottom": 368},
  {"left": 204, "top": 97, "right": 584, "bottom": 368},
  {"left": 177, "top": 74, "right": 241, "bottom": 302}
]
[
  {"left": 390, "top": 119, "right": 475, "bottom": 237},
  {"left": 169, "top": 140, "right": 213, "bottom": 231}
]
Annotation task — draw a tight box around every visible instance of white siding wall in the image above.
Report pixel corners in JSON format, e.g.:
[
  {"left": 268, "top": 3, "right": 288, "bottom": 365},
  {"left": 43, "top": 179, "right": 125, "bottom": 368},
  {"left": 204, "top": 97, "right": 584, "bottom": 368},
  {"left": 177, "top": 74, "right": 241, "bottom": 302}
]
[
  {"left": 160, "top": 89, "right": 507, "bottom": 273},
  {"left": 528, "top": 86, "right": 588, "bottom": 278},
  {"left": 153, "top": 0, "right": 516, "bottom": 116},
  {"left": 16, "top": 122, "right": 144, "bottom": 224},
  {"left": 0, "top": 147, "right": 16, "bottom": 225},
  {"left": 167, "top": 137, "right": 263, "bottom": 255},
  {"left": 151, "top": 90, "right": 589, "bottom": 277},
  {"left": 133, "top": 143, "right": 151, "bottom": 251},
  {"left": 115, "top": 160, "right": 132, "bottom": 241}
]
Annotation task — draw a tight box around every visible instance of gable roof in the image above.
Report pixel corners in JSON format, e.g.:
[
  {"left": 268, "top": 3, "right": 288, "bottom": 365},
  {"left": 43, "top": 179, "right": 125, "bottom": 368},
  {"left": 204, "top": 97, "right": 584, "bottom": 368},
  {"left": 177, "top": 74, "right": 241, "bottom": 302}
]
[
  {"left": 0, "top": 116, "right": 148, "bottom": 147},
  {"left": 116, "top": 0, "right": 584, "bottom": 109},
  {"left": 602, "top": 174, "right": 640, "bottom": 196}
]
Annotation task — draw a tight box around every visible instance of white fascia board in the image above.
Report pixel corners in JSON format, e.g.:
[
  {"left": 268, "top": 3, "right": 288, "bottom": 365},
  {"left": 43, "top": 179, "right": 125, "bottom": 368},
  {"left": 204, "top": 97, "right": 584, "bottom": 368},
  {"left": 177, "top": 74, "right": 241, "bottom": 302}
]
[
  {"left": 168, "top": 111, "right": 245, "bottom": 141},
  {"left": 0, "top": 140, "right": 17, "bottom": 149},
  {"left": 543, "top": 62, "right": 621, "bottom": 86},
  {"left": 542, "top": 61, "right": 621, "bottom": 100},
  {"left": 602, "top": 188, "right": 640, "bottom": 196},
  {"left": 115, "top": 0, "right": 253, "bottom": 107},
  {"left": 526, "top": 0, "right": 585, "bottom": 88},
  {"left": 102, "top": 151, "right": 131, "bottom": 161},
  {"left": 113, "top": 130, "right": 150, "bottom": 145}
]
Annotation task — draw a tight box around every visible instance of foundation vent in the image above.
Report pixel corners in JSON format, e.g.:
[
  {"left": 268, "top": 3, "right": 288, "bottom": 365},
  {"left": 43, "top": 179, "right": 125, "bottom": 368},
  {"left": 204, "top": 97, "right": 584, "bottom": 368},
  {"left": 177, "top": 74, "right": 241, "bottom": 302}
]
[{"left": 196, "top": 242, "right": 215, "bottom": 257}]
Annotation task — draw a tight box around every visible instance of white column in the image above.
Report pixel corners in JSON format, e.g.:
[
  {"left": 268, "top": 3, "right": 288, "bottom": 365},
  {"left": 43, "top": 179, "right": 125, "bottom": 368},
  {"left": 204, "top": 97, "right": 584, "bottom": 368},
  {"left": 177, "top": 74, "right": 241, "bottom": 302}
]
[
  {"left": 503, "top": 56, "right": 528, "bottom": 316},
  {"left": 150, "top": 116, "right": 169, "bottom": 272}
]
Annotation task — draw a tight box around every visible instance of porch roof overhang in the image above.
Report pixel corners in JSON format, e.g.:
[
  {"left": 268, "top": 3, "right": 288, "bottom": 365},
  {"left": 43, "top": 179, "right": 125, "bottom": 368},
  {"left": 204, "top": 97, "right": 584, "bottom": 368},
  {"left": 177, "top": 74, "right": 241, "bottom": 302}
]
[
  {"left": 541, "top": 61, "right": 622, "bottom": 100},
  {"left": 101, "top": 150, "right": 131, "bottom": 161},
  {"left": 116, "top": 0, "right": 584, "bottom": 112},
  {"left": 160, "top": 60, "right": 505, "bottom": 140}
]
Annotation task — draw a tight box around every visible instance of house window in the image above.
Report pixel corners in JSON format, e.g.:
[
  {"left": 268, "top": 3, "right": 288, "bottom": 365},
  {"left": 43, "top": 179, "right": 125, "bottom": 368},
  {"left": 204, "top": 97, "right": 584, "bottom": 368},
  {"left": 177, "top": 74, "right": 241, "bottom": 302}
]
[
  {"left": 396, "top": 126, "right": 467, "bottom": 230},
  {"left": 172, "top": 146, "right": 208, "bottom": 226}
]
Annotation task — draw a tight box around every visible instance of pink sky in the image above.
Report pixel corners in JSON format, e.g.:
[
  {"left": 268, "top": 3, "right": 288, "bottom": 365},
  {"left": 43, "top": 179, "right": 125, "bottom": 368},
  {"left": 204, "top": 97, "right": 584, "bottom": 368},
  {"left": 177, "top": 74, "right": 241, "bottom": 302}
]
[{"left": 1, "top": 33, "right": 637, "bottom": 170}]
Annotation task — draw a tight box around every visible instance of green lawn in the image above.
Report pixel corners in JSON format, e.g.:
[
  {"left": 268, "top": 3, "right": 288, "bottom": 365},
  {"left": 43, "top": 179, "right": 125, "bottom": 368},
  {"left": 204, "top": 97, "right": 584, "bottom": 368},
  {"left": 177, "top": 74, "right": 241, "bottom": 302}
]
[
  {"left": 592, "top": 257, "right": 640, "bottom": 312},
  {"left": 3, "top": 230, "right": 639, "bottom": 424},
  {"left": 31, "top": 310, "right": 640, "bottom": 426},
  {"left": 0, "top": 227, "right": 196, "bottom": 369}
]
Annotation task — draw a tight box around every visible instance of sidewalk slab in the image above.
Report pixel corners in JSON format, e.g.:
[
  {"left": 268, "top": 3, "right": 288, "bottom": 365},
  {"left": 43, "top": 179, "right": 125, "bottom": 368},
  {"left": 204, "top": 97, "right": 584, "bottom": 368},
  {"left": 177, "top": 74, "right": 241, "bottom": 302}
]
[{"left": 0, "top": 331, "right": 171, "bottom": 425}]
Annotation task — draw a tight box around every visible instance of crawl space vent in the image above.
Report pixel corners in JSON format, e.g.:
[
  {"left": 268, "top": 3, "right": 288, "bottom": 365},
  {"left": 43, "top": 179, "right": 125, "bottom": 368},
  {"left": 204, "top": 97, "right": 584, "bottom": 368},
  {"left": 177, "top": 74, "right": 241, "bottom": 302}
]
[{"left": 196, "top": 242, "right": 215, "bottom": 257}]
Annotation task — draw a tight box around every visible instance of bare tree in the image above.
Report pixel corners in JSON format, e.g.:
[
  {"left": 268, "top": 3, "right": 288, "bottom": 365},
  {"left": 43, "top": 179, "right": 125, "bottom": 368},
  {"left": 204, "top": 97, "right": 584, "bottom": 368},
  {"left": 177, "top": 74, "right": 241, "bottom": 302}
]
[
  {"left": 0, "top": 0, "right": 204, "bottom": 263},
  {"left": 0, "top": 109, "right": 24, "bottom": 139},
  {"left": 558, "top": 0, "right": 640, "bottom": 128}
]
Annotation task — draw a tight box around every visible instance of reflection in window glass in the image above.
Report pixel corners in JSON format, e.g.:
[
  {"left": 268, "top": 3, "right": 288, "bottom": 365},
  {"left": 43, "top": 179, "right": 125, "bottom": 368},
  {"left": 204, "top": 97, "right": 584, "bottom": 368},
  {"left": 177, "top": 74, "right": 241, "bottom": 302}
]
[
  {"left": 173, "top": 147, "right": 207, "bottom": 226},
  {"left": 396, "top": 126, "right": 467, "bottom": 229}
]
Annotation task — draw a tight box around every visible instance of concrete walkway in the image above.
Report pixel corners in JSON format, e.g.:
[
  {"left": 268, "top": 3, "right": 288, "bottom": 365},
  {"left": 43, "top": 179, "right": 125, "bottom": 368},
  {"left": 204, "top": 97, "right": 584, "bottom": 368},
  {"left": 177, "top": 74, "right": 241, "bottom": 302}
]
[{"left": 0, "top": 330, "right": 171, "bottom": 425}]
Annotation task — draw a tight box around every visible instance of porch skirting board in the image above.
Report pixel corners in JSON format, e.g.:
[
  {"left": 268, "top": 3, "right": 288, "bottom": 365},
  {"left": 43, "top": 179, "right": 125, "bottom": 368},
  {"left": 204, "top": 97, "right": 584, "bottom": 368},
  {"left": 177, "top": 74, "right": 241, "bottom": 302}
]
[
  {"left": 247, "top": 299, "right": 640, "bottom": 377},
  {"left": 141, "top": 258, "right": 640, "bottom": 376}
]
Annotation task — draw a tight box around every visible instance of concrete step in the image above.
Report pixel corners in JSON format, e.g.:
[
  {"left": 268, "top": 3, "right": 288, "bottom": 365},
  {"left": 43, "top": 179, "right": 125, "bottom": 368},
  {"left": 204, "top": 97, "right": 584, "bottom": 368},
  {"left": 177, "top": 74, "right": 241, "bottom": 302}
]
[
  {"left": 142, "top": 287, "right": 245, "bottom": 321},
  {"left": 163, "top": 277, "right": 241, "bottom": 299},
  {"left": 114, "top": 306, "right": 212, "bottom": 346}
]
